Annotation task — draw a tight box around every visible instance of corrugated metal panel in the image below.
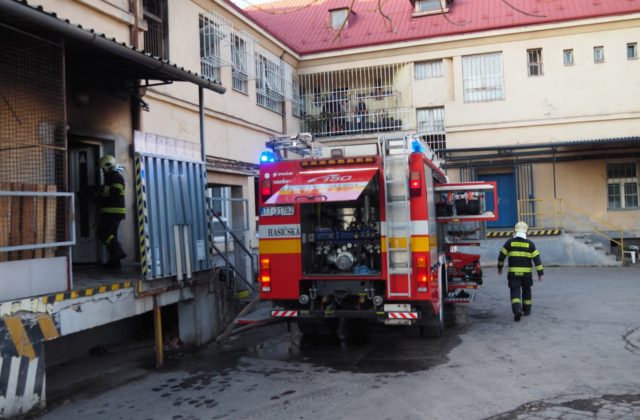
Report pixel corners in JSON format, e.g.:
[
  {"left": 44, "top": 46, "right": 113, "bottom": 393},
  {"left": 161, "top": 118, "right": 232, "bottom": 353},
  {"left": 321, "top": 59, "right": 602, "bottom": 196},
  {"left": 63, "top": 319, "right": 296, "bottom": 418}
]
[
  {"left": 138, "top": 154, "right": 213, "bottom": 280},
  {"left": 240, "top": 0, "right": 640, "bottom": 55}
]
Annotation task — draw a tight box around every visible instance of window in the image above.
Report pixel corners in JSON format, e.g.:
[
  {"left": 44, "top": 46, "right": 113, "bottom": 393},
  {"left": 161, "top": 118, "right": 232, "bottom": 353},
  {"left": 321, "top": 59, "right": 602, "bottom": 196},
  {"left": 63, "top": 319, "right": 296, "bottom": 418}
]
[
  {"left": 143, "top": 0, "right": 168, "bottom": 59},
  {"left": 209, "top": 187, "right": 232, "bottom": 242},
  {"left": 330, "top": 8, "right": 349, "bottom": 30},
  {"left": 200, "top": 14, "right": 224, "bottom": 82},
  {"left": 292, "top": 73, "right": 303, "bottom": 118},
  {"left": 415, "top": 60, "right": 443, "bottom": 79},
  {"left": 231, "top": 34, "right": 249, "bottom": 94},
  {"left": 462, "top": 52, "right": 504, "bottom": 103},
  {"left": 415, "top": 0, "right": 443, "bottom": 13},
  {"left": 563, "top": 49, "right": 574, "bottom": 65},
  {"left": 594, "top": 46, "right": 605, "bottom": 63},
  {"left": 416, "top": 107, "right": 446, "bottom": 151},
  {"left": 627, "top": 43, "right": 638, "bottom": 60},
  {"left": 527, "top": 48, "right": 543, "bottom": 76},
  {"left": 256, "top": 52, "right": 285, "bottom": 113},
  {"left": 607, "top": 162, "right": 639, "bottom": 209}
]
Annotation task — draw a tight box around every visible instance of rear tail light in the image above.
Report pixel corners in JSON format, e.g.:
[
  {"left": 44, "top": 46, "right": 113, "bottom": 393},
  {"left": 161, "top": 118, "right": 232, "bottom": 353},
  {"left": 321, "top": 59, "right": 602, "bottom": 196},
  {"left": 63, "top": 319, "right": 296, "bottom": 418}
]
[
  {"left": 260, "top": 258, "right": 271, "bottom": 292},
  {"left": 416, "top": 254, "right": 428, "bottom": 292},
  {"left": 261, "top": 179, "right": 272, "bottom": 198},
  {"left": 409, "top": 171, "right": 421, "bottom": 197}
]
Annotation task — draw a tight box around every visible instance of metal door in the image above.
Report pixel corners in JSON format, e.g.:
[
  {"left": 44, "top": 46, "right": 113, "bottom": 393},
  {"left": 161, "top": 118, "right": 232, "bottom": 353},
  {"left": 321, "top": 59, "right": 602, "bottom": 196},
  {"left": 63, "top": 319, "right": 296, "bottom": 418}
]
[
  {"left": 479, "top": 173, "right": 517, "bottom": 228},
  {"left": 69, "top": 144, "right": 100, "bottom": 263}
]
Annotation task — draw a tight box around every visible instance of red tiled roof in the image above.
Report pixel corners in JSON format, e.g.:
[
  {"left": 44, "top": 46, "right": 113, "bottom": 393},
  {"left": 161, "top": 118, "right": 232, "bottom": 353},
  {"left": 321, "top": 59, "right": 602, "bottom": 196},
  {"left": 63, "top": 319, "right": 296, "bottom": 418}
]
[{"left": 233, "top": 0, "right": 640, "bottom": 55}]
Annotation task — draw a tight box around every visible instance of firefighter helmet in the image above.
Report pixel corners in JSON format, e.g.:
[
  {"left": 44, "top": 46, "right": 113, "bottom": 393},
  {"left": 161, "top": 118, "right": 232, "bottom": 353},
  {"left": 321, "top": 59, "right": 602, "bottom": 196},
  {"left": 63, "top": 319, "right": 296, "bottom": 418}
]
[
  {"left": 514, "top": 221, "right": 528, "bottom": 233},
  {"left": 99, "top": 155, "right": 117, "bottom": 172}
]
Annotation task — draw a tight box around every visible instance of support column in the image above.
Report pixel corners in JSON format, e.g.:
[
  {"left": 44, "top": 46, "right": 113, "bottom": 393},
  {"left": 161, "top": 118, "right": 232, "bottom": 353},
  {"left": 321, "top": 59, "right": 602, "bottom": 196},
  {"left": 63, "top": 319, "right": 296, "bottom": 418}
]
[{"left": 178, "top": 283, "right": 219, "bottom": 346}]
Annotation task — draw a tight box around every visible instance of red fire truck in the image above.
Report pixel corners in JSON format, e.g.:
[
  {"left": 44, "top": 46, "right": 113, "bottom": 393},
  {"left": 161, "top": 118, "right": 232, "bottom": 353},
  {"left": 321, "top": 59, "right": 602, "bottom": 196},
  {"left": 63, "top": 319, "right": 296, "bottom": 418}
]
[{"left": 257, "top": 134, "right": 497, "bottom": 336}]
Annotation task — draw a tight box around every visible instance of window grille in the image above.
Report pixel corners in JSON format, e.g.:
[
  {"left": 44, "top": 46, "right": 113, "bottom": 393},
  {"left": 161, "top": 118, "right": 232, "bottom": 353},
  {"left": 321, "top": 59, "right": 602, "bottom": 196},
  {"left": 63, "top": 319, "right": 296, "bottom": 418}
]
[
  {"left": 607, "top": 162, "right": 639, "bottom": 209},
  {"left": 416, "top": 107, "right": 446, "bottom": 151},
  {"left": 527, "top": 48, "right": 543, "bottom": 76},
  {"left": 415, "top": 60, "right": 443, "bottom": 80},
  {"left": 200, "top": 14, "right": 229, "bottom": 82},
  {"left": 231, "top": 33, "right": 249, "bottom": 93},
  {"left": 298, "top": 63, "right": 412, "bottom": 137},
  {"left": 462, "top": 52, "right": 505, "bottom": 103},
  {"left": 143, "top": 0, "right": 168, "bottom": 59},
  {"left": 563, "top": 49, "right": 574, "bottom": 65},
  {"left": 255, "top": 46, "right": 287, "bottom": 114},
  {"left": 1, "top": 26, "right": 68, "bottom": 261},
  {"left": 292, "top": 73, "right": 303, "bottom": 117}
]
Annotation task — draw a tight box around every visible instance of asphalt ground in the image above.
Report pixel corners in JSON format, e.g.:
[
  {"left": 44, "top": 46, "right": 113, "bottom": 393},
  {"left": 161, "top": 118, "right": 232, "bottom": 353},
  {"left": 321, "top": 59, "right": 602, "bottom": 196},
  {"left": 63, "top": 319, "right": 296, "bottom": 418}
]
[{"left": 39, "top": 267, "right": 640, "bottom": 420}]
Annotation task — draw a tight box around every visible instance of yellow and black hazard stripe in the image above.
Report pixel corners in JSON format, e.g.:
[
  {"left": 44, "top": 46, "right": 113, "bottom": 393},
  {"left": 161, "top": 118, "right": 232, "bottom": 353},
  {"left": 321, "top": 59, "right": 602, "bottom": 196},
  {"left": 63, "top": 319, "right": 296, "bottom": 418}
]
[
  {"left": 487, "top": 229, "right": 561, "bottom": 238},
  {"left": 135, "top": 154, "right": 151, "bottom": 278},
  {"left": 40, "top": 281, "right": 132, "bottom": 304},
  {"left": 0, "top": 314, "right": 59, "bottom": 360}
]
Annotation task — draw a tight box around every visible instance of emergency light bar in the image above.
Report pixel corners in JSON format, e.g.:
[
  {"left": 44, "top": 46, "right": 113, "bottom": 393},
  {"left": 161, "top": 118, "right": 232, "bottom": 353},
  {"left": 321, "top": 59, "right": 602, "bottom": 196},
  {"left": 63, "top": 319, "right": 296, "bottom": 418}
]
[{"left": 300, "top": 156, "right": 375, "bottom": 167}]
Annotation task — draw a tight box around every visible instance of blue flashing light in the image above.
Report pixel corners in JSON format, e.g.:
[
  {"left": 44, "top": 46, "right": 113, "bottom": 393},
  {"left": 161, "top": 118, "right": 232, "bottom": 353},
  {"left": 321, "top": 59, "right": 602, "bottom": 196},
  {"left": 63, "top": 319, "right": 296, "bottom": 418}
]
[
  {"left": 260, "top": 149, "right": 276, "bottom": 163},
  {"left": 411, "top": 139, "right": 425, "bottom": 154}
]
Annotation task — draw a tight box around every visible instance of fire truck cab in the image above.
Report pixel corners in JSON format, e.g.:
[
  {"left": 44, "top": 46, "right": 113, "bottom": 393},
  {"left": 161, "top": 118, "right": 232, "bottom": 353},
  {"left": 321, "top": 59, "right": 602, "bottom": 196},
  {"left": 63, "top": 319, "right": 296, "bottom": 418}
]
[{"left": 257, "top": 134, "right": 497, "bottom": 336}]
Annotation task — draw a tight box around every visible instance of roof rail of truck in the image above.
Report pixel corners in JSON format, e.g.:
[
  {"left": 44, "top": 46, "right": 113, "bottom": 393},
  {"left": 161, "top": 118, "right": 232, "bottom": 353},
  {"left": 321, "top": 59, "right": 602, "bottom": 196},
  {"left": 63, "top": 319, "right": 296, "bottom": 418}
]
[{"left": 265, "top": 133, "right": 323, "bottom": 160}]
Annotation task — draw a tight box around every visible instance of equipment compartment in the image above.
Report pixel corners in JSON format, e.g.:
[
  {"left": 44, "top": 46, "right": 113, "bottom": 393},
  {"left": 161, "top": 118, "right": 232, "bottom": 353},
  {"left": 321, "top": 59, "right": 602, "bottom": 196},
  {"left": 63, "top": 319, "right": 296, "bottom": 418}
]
[{"left": 300, "top": 175, "right": 382, "bottom": 276}]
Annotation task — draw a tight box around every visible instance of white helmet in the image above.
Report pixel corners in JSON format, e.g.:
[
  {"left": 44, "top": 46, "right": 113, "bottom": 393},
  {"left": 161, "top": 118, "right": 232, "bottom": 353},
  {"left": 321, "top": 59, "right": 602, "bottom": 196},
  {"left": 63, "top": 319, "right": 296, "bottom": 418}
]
[
  {"left": 99, "top": 155, "right": 117, "bottom": 172},
  {"left": 514, "top": 221, "right": 528, "bottom": 233}
]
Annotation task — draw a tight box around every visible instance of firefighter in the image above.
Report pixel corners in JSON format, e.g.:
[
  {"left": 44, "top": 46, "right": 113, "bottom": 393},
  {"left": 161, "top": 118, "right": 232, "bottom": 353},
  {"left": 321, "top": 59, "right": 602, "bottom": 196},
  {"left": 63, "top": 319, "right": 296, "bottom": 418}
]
[
  {"left": 97, "top": 154, "right": 127, "bottom": 267},
  {"left": 497, "top": 221, "right": 544, "bottom": 321}
]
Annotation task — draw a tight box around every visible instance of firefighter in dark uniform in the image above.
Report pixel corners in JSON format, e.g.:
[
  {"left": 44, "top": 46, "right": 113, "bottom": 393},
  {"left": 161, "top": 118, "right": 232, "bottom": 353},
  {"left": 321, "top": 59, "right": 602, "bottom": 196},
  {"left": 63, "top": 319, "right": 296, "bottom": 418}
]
[
  {"left": 97, "top": 155, "right": 127, "bottom": 267},
  {"left": 497, "top": 222, "right": 544, "bottom": 321}
]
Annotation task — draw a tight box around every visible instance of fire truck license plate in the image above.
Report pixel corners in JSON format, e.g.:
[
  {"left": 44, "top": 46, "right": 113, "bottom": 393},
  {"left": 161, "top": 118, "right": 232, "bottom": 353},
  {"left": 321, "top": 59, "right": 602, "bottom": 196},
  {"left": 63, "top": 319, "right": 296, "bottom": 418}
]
[{"left": 261, "top": 205, "right": 295, "bottom": 216}]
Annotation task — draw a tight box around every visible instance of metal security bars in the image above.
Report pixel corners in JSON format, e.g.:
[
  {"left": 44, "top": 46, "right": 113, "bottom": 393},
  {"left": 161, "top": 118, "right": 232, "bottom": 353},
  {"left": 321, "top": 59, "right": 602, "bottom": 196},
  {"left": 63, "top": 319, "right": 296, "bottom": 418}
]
[
  {"left": 255, "top": 46, "right": 288, "bottom": 113},
  {"left": 200, "top": 13, "right": 227, "bottom": 82},
  {"left": 298, "top": 63, "right": 413, "bottom": 137},
  {"left": 414, "top": 60, "right": 443, "bottom": 80},
  {"left": 416, "top": 107, "right": 446, "bottom": 152},
  {"left": 143, "top": 0, "right": 168, "bottom": 59},
  {"left": 0, "top": 25, "right": 68, "bottom": 261},
  {"left": 462, "top": 52, "right": 505, "bottom": 103}
]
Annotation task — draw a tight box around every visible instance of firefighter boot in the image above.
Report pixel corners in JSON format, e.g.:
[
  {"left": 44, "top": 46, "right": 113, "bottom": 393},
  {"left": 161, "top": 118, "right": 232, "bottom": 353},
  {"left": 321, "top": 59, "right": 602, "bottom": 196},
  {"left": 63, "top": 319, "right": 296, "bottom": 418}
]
[
  {"left": 523, "top": 304, "right": 531, "bottom": 316},
  {"left": 106, "top": 241, "right": 127, "bottom": 267},
  {"left": 512, "top": 302, "right": 522, "bottom": 322}
]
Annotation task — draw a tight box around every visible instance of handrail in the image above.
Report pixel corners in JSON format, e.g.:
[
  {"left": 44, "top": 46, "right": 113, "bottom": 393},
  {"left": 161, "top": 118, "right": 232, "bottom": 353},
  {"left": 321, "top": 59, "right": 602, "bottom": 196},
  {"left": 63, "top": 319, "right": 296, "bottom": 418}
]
[
  {"left": 560, "top": 199, "right": 625, "bottom": 261},
  {"left": 209, "top": 207, "right": 256, "bottom": 293},
  {"left": 518, "top": 197, "right": 625, "bottom": 261}
]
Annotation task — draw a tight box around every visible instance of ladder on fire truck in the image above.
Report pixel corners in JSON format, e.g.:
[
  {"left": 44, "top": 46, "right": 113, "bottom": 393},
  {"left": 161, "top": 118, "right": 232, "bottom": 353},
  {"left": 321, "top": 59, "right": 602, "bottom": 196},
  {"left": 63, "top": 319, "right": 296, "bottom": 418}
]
[{"left": 380, "top": 136, "right": 413, "bottom": 298}]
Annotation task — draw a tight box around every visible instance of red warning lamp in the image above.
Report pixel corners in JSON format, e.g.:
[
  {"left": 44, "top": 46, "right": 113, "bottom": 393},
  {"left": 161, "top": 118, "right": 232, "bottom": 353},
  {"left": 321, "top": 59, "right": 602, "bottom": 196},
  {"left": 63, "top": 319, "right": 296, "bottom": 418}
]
[
  {"left": 261, "top": 179, "right": 272, "bottom": 198},
  {"left": 409, "top": 171, "right": 421, "bottom": 196}
]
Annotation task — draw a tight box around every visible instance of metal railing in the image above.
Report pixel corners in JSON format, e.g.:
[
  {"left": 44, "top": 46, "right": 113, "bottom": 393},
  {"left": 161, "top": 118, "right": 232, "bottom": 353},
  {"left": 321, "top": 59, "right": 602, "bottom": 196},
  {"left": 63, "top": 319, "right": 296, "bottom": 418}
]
[
  {"left": 300, "top": 106, "right": 413, "bottom": 138},
  {"left": 518, "top": 197, "right": 625, "bottom": 261},
  {"left": 0, "top": 190, "right": 75, "bottom": 258},
  {"left": 207, "top": 197, "right": 256, "bottom": 294}
]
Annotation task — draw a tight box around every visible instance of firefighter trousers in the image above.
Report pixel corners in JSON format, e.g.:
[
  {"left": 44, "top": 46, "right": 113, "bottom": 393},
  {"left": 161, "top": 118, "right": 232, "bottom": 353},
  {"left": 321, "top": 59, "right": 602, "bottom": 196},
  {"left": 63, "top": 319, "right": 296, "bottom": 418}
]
[
  {"left": 508, "top": 275, "right": 533, "bottom": 315},
  {"left": 97, "top": 213, "right": 126, "bottom": 262}
]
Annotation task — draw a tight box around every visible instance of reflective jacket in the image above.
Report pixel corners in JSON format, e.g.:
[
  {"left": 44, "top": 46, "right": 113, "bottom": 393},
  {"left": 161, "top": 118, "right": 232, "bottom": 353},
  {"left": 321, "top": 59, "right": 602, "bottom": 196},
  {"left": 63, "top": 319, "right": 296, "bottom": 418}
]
[
  {"left": 100, "top": 170, "right": 126, "bottom": 216},
  {"left": 497, "top": 237, "right": 544, "bottom": 277}
]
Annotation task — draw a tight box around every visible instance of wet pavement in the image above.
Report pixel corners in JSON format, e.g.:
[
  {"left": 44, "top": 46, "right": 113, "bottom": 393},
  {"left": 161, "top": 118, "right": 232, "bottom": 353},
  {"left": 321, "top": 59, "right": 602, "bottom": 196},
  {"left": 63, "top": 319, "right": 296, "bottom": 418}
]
[{"left": 40, "top": 267, "right": 640, "bottom": 419}]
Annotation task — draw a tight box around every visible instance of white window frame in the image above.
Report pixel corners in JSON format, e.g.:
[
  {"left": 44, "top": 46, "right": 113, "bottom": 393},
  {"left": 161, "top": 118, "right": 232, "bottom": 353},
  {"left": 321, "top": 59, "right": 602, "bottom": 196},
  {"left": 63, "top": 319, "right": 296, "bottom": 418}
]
[
  {"left": 607, "top": 161, "right": 639, "bottom": 209},
  {"left": 330, "top": 8, "right": 349, "bottom": 30},
  {"left": 415, "top": 60, "right": 443, "bottom": 80},
  {"left": 255, "top": 51, "right": 285, "bottom": 114},
  {"left": 414, "top": 0, "right": 447, "bottom": 14},
  {"left": 199, "top": 14, "right": 225, "bottom": 82},
  {"left": 210, "top": 187, "right": 232, "bottom": 242},
  {"left": 527, "top": 48, "right": 543, "bottom": 76},
  {"left": 563, "top": 49, "right": 574, "bottom": 65},
  {"left": 462, "top": 52, "right": 505, "bottom": 103},
  {"left": 231, "top": 33, "right": 249, "bottom": 94},
  {"left": 627, "top": 42, "right": 638, "bottom": 60},
  {"left": 594, "top": 46, "right": 605, "bottom": 63}
]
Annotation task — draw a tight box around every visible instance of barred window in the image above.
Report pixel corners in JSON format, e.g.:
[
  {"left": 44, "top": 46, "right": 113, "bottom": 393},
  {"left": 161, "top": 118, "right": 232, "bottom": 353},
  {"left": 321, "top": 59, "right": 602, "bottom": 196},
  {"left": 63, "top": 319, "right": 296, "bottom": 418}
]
[
  {"left": 415, "top": 60, "right": 443, "bottom": 80},
  {"left": 416, "top": 107, "right": 446, "bottom": 151},
  {"left": 527, "top": 48, "right": 543, "bottom": 76},
  {"left": 256, "top": 53, "right": 285, "bottom": 114},
  {"left": 231, "top": 34, "right": 249, "bottom": 94},
  {"left": 200, "top": 14, "right": 224, "bottom": 82},
  {"left": 607, "top": 162, "right": 639, "bottom": 209},
  {"left": 462, "top": 52, "right": 504, "bottom": 103}
]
